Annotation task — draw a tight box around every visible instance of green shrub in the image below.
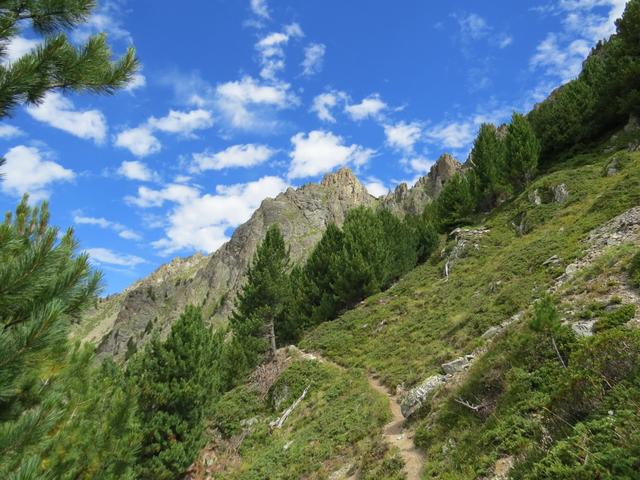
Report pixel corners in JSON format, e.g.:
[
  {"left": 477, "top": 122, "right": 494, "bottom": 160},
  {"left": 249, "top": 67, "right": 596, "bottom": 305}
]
[{"left": 593, "top": 304, "right": 636, "bottom": 332}]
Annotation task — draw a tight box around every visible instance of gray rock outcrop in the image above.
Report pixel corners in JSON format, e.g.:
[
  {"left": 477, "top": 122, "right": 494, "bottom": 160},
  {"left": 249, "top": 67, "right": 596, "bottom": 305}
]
[{"left": 400, "top": 374, "right": 446, "bottom": 418}]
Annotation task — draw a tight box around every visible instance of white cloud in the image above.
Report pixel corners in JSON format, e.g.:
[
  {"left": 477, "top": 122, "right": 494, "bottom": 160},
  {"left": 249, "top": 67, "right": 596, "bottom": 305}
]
[
  {"left": 74, "top": 214, "right": 142, "bottom": 241},
  {"left": 497, "top": 34, "right": 513, "bottom": 48},
  {"left": 85, "top": 248, "right": 146, "bottom": 267},
  {"left": 455, "top": 13, "right": 490, "bottom": 40},
  {"left": 71, "top": 1, "right": 132, "bottom": 44},
  {"left": 117, "top": 160, "right": 159, "bottom": 182},
  {"left": 425, "top": 121, "right": 476, "bottom": 150},
  {"left": 114, "top": 126, "right": 161, "bottom": 157},
  {"left": 4, "top": 36, "right": 39, "bottom": 63},
  {"left": 288, "top": 130, "right": 375, "bottom": 179},
  {"left": 311, "top": 91, "right": 347, "bottom": 122},
  {"left": 191, "top": 144, "right": 275, "bottom": 172},
  {"left": 1, "top": 145, "right": 74, "bottom": 200},
  {"left": 531, "top": 0, "right": 627, "bottom": 82},
  {"left": 215, "top": 76, "right": 298, "bottom": 129},
  {"left": 364, "top": 177, "right": 389, "bottom": 197},
  {"left": 147, "top": 109, "right": 214, "bottom": 136},
  {"left": 250, "top": 0, "right": 270, "bottom": 19},
  {"left": 302, "top": 43, "right": 326, "bottom": 76},
  {"left": 150, "top": 176, "right": 289, "bottom": 254},
  {"left": 114, "top": 108, "right": 213, "bottom": 156},
  {"left": 345, "top": 94, "right": 387, "bottom": 121},
  {"left": 255, "top": 23, "right": 304, "bottom": 80},
  {"left": 126, "top": 183, "right": 201, "bottom": 208},
  {"left": 26, "top": 92, "right": 107, "bottom": 143},
  {"left": 407, "top": 156, "right": 434, "bottom": 174},
  {"left": 125, "top": 72, "right": 146, "bottom": 92},
  {"left": 0, "top": 124, "right": 24, "bottom": 139},
  {"left": 384, "top": 121, "right": 423, "bottom": 153}
]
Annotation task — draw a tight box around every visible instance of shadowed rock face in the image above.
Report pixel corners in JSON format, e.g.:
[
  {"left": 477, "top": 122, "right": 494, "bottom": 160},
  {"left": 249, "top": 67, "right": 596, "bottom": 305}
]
[
  {"left": 85, "top": 159, "right": 460, "bottom": 360},
  {"left": 380, "top": 154, "right": 463, "bottom": 216}
]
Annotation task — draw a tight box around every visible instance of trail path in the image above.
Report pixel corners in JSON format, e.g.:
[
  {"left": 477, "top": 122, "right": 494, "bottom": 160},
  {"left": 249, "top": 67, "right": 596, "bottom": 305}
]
[{"left": 294, "top": 348, "right": 424, "bottom": 480}]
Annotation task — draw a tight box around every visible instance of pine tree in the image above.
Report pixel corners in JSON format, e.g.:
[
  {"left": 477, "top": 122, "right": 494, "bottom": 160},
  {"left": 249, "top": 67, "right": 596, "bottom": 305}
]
[
  {"left": 378, "top": 208, "right": 418, "bottom": 283},
  {"left": 230, "top": 225, "right": 291, "bottom": 366},
  {"left": 0, "top": 195, "right": 101, "bottom": 478},
  {"left": 45, "top": 347, "right": 141, "bottom": 480},
  {"left": 296, "top": 222, "right": 345, "bottom": 327},
  {"left": 129, "top": 306, "right": 217, "bottom": 480},
  {"left": 0, "top": 0, "right": 138, "bottom": 119},
  {"left": 471, "top": 123, "right": 509, "bottom": 209},
  {"left": 404, "top": 212, "right": 438, "bottom": 263},
  {"left": 334, "top": 207, "right": 389, "bottom": 307},
  {"left": 434, "top": 172, "right": 476, "bottom": 231},
  {"left": 506, "top": 113, "right": 541, "bottom": 191}
]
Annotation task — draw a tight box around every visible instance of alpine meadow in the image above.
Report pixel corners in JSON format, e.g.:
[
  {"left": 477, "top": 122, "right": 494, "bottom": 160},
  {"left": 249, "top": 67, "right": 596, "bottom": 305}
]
[{"left": 2, "top": 1, "right": 640, "bottom": 479}]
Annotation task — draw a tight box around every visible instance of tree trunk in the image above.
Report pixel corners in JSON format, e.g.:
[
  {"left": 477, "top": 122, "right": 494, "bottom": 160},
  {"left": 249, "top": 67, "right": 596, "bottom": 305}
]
[{"left": 269, "top": 318, "right": 277, "bottom": 361}]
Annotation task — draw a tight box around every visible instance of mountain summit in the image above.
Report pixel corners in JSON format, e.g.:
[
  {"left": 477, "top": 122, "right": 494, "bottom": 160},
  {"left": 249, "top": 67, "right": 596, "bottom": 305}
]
[{"left": 82, "top": 161, "right": 460, "bottom": 360}]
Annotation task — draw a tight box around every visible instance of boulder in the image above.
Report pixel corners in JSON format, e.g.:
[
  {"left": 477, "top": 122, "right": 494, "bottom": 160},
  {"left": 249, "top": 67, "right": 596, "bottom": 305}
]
[
  {"left": 571, "top": 320, "right": 596, "bottom": 337},
  {"left": 400, "top": 374, "right": 446, "bottom": 418},
  {"left": 441, "top": 355, "right": 474, "bottom": 375},
  {"left": 552, "top": 183, "right": 569, "bottom": 203}
]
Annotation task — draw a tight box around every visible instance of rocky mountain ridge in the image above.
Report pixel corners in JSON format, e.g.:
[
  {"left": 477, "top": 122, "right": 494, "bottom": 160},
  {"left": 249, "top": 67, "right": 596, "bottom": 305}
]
[{"left": 81, "top": 154, "right": 462, "bottom": 360}]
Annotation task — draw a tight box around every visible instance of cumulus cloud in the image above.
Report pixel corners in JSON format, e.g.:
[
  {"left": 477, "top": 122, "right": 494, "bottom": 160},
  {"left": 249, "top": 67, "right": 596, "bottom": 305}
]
[
  {"left": 147, "top": 109, "right": 214, "bottom": 136},
  {"left": 126, "top": 183, "right": 201, "bottom": 208},
  {"left": 74, "top": 214, "right": 142, "bottom": 241},
  {"left": 125, "top": 72, "right": 146, "bottom": 92},
  {"left": 288, "top": 130, "right": 375, "bottom": 179},
  {"left": 191, "top": 144, "right": 275, "bottom": 172},
  {"left": 71, "top": 0, "right": 132, "bottom": 44},
  {"left": 114, "top": 108, "right": 213, "bottom": 157},
  {"left": 215, "top": 76, "right": 298, "bottom": 129},
  {"left": 311, "top": 91, "right": 347, "bottom": 122},
  {"left": 142, "top": 176, "right": 288, "bottom": 254},
  {"left": 302, "top": 43, "right": 326, "bottom": 76},
  {"left": 85, "top": 247, "right": 146, "bottom": 267},
  {"left": 384, "top": 121, "right": 423, "bottom": 153},
  {"left": 117, "top": 160, "right": 159, "bottom": 182},
  {"left": 406, "top": 156, "right": 434, "bottom": 174},
  {"left": 364, "top": 177, "right": 389, "bottom": 197},
  {"left": 425, "top": 121, "right": 476, "bottom": 150},
  {"left": 27, "top": 92, "right": 107, "bottom": 143},
  {"left": 3, "top": 36, "right": 39, "bottom": 63},
  {"left": 0, "top": 124, "right": 24, "bottom": 139},
  {"left": 255, "top": 23, "right": 304, "bottom": 80},
  {"left": 114, "top": 126, "right": 161, "bottom": 157},
  {"left": 1, "top": 145, "right": 74, "bottom": 200},
  {"left": 345, "top": 94, "right": 387, "bottom": 121}
]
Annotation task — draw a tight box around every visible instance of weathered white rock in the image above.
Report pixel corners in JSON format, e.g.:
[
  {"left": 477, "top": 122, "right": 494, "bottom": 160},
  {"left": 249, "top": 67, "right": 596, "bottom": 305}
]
[
  {"left": 571, "top": 320, "right": 596, "bottom": 337},
  {"left": 441, "top": 355, "right": 474, "bottom": 375},
  {"left": 552, "top": 183, "right": 569, "bottom": 203},
  {"left": 400, "top": 374, "right": 447, "bottom": 418}
]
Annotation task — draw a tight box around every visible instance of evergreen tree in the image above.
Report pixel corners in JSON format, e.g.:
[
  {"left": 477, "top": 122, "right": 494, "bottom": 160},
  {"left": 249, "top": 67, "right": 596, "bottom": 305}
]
[
  {"left": 471, "top": 123, "right": 509, "bottom": 209},
  {"left": 434, "top": 172, "right": 476, "bottom": 231},
  {"left": 130, "top": 306, "right": 217, "bottom": 480},
  {"left": 0, "top": 195, "right": 101, "bottom": 478},
  {"left": 230, "top": 225, "right": 290, "bottom": 366},
  {"left": 45, "top": 348, "right": 140, "bottom": 480},
  {"left": 505, "top": 113, "right": 541, "bottom": 191},
  {"left": 378, "top": 208, "right": 418, "bottom": 282},
  {"left": 404, "top": 212, "right": 439, "bottom": 264},
  {"left": 0, "top": 0, "right": 138, "bottom": 119},
  {"left": 334, "top": 207, "right": 389, "bottom": 307}
]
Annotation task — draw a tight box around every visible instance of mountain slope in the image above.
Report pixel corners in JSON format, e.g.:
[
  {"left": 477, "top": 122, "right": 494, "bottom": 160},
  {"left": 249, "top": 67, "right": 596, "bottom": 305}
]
[
  {"left": 82, "top": 156, "right": 461, "bottom": 360},
  {"left": 193, "top": 126, "right": 640, "bottom": 479}
]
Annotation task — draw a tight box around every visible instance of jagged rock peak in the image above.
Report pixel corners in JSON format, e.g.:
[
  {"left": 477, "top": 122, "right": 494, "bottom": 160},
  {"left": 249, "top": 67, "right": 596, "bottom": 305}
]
[{"left": 320, "top": 167, "right": 365, "bottom": 191}]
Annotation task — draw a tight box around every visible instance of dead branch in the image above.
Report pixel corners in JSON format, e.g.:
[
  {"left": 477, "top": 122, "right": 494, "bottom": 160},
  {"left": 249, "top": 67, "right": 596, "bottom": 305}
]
[{"left": 269, "top": 385, "right": 310, "bottom": 430}]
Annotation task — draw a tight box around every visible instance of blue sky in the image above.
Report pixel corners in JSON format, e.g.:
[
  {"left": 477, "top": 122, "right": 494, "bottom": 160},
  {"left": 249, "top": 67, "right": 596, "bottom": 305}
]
[{"left": 0, "top": 0, "right": 628, "bottom": 294}]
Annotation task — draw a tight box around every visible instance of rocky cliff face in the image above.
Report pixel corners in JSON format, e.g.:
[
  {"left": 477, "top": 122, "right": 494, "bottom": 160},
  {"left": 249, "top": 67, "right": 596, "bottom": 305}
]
[
  {"left": 85, "top": 157, "right": 460, "bottom": 360},
  {"left": 380, "top": 154, "right": 462, "bottom": 216}
]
